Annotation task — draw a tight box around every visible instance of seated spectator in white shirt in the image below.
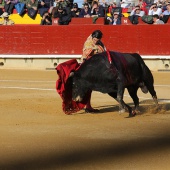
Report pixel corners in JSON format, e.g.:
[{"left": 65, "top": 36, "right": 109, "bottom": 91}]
[
  {"left": 148, "top": 3, "right": 162, "bottom": 16},
  {"left": 128, "top": 5, "right": 145, "bottom": 24},
  {"left": 130, "top": 5, "right": 145, "bottom": 17}
]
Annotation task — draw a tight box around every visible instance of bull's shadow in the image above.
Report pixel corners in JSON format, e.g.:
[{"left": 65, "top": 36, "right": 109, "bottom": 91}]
[
  {"left": 80, "top": 105, "right": 119, "bottom": 114},
  {"left": 88, "top": 99, "right": 170, "bottom": 115}
]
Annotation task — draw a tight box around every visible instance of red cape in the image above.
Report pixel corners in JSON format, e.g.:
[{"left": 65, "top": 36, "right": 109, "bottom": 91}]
[{"left": 56, "top": 59, "right": 89, "bottom": 114}]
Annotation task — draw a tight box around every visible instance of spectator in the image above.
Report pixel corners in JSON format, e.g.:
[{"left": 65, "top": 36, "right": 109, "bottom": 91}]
[
  {"left": 99, "top": 0, "right": 112, "bottom": 8},
  {"left": 14, "top": 0, "right": 26, "bottom": 16},
  {"left": 148, "top": 3, "right": 162, "bottom": 16},
  {"left": 79, "top": 2, "right": 91, "bottom": 17},
  {"left": 53, "top": 5, "right": 71, "bottom": 24},
  {"left": 130, "top": 5, "right": 145, "bottom": 17},
  {"left": 108, "top": 2, "right": 117, "bottom": 14},
  {"left": 152, "top": 14, "right": 164, "bottom": 23},
  {"left": 91, "top": 0, "right": 98, "bottom": 6},
  {"left": 140, "top": 0, "right": 148, "bottom": 15},
  {"left": 0, "top": 8, "right": 3, "bottom": 16},
  {"left": 70, "top": 2, "right": 81, "bottom": 17},
  {"left": 49, "top": 0, "right": 59, "bottom": 15},
  {"left": 62, "top": 0, "right": 72, "bottom": 8},
  {"left": 81, "top": 0, "right": 91, "bottom": 9},
  {"left": 153, "top": 0, "right": 164, "bottom": 7},
  {"left": 26, "top": 0, "right": 38, "bottom": 19},
  {"left": 91, "top": 0, "right": 108, "bottom": 8},
  {"left": 58, "top": 0, "right": 71, "bottom": 16},
  {"left": 87, "top": 0, "right": 93, "bottom": 6},
  {"left": 128, "top": 5, "right": 145, "bottom": 24},
  {"left": 40, "top": 11, "right": 52, "bottom": 24},
  {"left": 161, "top": 1, "right": 170, "bottom": 15},
  {"left": 38, "top": 0, "right": 53, "bottom": 17},
  {"left": 144, "top": 0, "right": 154, "bottom": 5},
  {"left": 161, "top": 0, "right": 169, "bottom": 10},
  {"left": 55, "top": 0, "right": 70, "bottom": 9},
  {"left": 4, "top": 0, "right": 18, "bottom": 14},
  {"left": 160, "top": 2, "right": 170, "bottom": 22},
  {"left": 0, "top": 12, "right": 14, "bottom": 25},
  {"left": 107, "top": 11, "right": 121, "bottom": 25},
  {"left": 91, "top": 0, "right": 105, "bottom": 17},
  {"left": 120, "top": 0, "right": 138, "bottom": 8},
  {"left": 69, "top": 0, "right": 73, "bottom": 8}
]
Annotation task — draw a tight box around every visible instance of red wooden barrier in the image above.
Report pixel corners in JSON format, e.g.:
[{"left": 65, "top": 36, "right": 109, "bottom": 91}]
[
  {"left": 0, "top": 25, "right": 169, "bottom": 55},
  {"left": 121, "top": 17, "right": 132, "bottom": 25},
  {"left": 121, "top": 17, "right": 170, "bottom": 25},
  {"left": 52, "top": 18, "right": 59, "bottom": 25},
  {"left": 70, "top": 17, "right": 104, "bottom": 25},
  {"left": 52, "top": 17, "right": 105, "bottom": 25},
  {"left": 167, "top": 18, "right": 170, "bottom": 24}
]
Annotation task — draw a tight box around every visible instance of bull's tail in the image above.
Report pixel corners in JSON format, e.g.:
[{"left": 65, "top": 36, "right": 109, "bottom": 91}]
[{"left": 132, "top": 53, "right": 158, "bottom": 105}]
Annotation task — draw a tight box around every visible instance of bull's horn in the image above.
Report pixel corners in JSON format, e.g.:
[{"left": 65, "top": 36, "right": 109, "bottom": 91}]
[{"left": 69, "top": 72, "right": 74, "bottom": 77}]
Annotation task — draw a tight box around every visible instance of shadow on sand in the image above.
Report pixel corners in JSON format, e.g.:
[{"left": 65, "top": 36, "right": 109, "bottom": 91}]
[
  {"left": 80, "top": 98, "right": 170, "bottom": 115},
  {"left": 1, "top": 131, "right": 170, "bottom": 170}
]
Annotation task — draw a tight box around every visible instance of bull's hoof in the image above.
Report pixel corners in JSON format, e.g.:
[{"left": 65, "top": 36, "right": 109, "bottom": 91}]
[
  {"left": 119, "top": 109, "right": 126, "bottom": 114},
  {"left": 128, "top": 110, "right": 136, "bottom": 118},
  {"left": 85, "top": 108, "right": 100, "bottom": 113}
]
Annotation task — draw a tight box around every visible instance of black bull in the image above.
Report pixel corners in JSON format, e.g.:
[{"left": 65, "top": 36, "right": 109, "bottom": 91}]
[{"left": 69, "top": 51, "right": 158, "bottom": 117}]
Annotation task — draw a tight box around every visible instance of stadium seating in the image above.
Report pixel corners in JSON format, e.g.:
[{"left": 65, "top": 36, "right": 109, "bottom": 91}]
[
  {"left": 0, "top": 7, "right": 41, "bottom": 24},
  {"left": 0, "top": 5, "right": 169, "bottom": 25},
  {"left": 0, "top": 13, "right": 41, "bottom": 24}
]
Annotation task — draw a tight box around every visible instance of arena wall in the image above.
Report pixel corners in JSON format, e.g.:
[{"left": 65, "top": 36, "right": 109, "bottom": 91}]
[{"left": 0, "top": 25, "right": 170, "bottom": 71}]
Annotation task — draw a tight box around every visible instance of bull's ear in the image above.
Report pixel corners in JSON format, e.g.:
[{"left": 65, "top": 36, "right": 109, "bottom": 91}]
[{"left": 69, "top": 72, "right": 74, "bottom": 77}]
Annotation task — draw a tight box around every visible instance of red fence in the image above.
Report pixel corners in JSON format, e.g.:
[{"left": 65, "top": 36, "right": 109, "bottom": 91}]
[{"left": 0, "top": 25, "right": 170, "bottom": 55}]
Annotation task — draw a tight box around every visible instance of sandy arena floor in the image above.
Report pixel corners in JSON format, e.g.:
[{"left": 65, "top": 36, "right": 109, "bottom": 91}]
[{"left": 0, "top": 69, "right": 170, "bottom": 170}]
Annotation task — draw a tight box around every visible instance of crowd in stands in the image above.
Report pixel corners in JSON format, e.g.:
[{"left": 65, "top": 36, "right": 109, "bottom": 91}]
[{"left": 0, "top": 0, "right": 170, "bottom": 25}]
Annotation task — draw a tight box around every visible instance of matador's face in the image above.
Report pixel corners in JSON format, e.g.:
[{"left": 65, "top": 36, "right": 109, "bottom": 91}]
[{"left": 92, "top": 37, "right": 100, "bottom": 44}]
